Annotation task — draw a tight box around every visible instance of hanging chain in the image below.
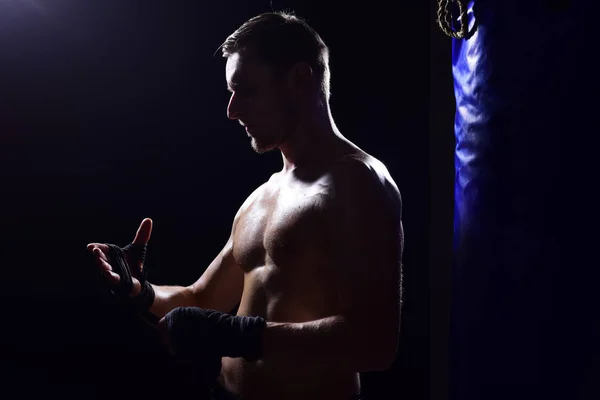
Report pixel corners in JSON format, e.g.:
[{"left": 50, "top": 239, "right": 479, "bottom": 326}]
[{"left": 437, "top": 0, "right": 473, "bottom": 39}]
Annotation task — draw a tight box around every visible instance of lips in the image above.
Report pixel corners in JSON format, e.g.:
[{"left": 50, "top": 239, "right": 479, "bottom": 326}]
[{"left": 240, "top": 121, "right": 255, "bottom": 135}]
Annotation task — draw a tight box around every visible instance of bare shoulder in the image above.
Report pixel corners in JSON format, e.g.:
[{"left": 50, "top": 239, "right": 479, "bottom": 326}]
[
  {"left": 325, "top": 152, "right": 402, "bottom": 217},
  {"left": 233, "top": 172, "right": 280, "bottom": 221}
]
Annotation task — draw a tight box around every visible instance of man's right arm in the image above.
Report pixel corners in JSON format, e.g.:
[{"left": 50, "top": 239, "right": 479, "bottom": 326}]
[
  {"left": 147, "top": 235, "right": 243, "bottom": 319},
  {"left": 130, "top": 186, "right": 260, "bottom": 321}
]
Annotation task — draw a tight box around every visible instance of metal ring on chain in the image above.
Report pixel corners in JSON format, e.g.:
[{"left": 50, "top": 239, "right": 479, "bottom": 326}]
[{"left": 437, "top": 0, "right": 474, "bottom": 39}]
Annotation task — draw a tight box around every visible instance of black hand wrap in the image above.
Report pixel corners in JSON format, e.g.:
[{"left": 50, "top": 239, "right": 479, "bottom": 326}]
[
  {"left": 164, "top": 307, "right": 267, "bottom": 362},
  {"left": 106, "top": 242, "right": 157, "bottom": 324}
]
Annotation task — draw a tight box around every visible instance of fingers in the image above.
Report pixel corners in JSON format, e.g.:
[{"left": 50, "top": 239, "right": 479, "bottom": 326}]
[
  {"left": 130, "top": 278, "right": 142, "bottom": 297},
  {"left": 98, "top": 252, "right": 120, "bottom": 281},
  {"left": 87, "top": 245, "right": 109, "bottom": 262},
  {"left": 102, "top": 266, "right": 121, "bottom": 283},
  {"left": 91, "top": 247, "right": 120, "bottom": 283},
  {"left": 87, "top": 216, "right": 153, "bottom": 256},
  {"left": 133, "top": 218, "right": 153, "bottom": 245},
  {"left": 87, "top": 243, "right": 109, "bottom": 254},
  {"left": 103, "top": 268, "right": 121, "bottom": 284},
  {"left": 93, "top": 247, "right": 109, "bottom": 263},
  {"left": 87, "top": 218, "right": 153, "bottom": 285}
]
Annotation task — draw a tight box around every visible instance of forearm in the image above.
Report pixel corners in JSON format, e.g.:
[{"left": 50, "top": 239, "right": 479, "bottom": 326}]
[
  {"left": 148, "top": 285, "right": 197, "bottom": 319},
  {"left": 261, "top": 315, "right": 397, "bottom": 373}
]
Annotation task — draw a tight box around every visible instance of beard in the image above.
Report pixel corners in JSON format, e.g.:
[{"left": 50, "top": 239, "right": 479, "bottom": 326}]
[
  {"left": 248, "top": 110, "right": 297, "bottom": 154},
  {"left": 249, "top": 130, "right": 285, "bottom": 154},
  {"left": 250, "top": 136, "right": 272, "bottom": 154}
]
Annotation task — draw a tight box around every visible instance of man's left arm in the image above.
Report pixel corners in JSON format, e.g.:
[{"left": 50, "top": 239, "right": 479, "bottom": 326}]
[{"left": 261, "top": 162, "right": 404, "bottom": 372}]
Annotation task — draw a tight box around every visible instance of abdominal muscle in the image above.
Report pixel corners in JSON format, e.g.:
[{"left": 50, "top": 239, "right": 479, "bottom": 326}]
[{"left": 217, "top": 266, "right": 361, "bottom": 400}]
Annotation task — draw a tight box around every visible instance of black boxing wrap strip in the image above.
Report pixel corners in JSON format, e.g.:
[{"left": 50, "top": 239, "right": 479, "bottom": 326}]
[
  {"left": 106, "top": 244, "right": 133, "bottom": 296},
  {"left": 106, "top": 243, "right": 156, "bottom": 319},
  {"left": 164, "top": 307, "right": 266, "bottom": 362}
]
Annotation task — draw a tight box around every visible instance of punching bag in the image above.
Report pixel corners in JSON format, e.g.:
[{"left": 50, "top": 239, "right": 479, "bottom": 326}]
[{"left": 450, "top": 1, "right": 597, "bottom": 400}]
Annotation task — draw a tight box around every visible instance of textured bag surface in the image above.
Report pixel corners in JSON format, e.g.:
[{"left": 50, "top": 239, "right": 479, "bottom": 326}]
[{"left": 450, "top": 2, "right": 595, "bottom": 399}]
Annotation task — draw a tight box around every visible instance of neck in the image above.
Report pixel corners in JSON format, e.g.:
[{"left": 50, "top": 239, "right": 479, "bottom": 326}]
[{"left": 279, "top": 104, "right": 344, "bottom": 172}]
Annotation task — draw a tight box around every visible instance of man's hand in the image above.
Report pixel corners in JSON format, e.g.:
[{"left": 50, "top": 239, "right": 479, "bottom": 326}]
[
  {"left": 157, "top": 309, "right": 262, "bottom": 393},
  {"left": 156, "top": 308, "right": 265, "bottom": 388},
  {"left": 87, "top": 218, "right": 153, "bottom": 297},
  {"left": 162, "top": 307, "right": 266, "bottom": 362}
]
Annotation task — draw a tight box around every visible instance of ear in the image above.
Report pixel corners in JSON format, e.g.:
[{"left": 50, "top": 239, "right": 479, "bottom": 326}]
[{"left": 288, "top": 62, "right": 314, "bottom": 93}]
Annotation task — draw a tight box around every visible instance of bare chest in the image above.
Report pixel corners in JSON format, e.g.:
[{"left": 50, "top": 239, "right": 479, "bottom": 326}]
[{"left": 232, "top": 184, "right": 329, "bottom": 271}]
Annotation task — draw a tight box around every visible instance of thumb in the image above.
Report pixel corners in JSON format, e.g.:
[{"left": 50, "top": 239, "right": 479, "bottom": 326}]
[{"left": 133, "top": 218, "right": 153, "bottom": 245}]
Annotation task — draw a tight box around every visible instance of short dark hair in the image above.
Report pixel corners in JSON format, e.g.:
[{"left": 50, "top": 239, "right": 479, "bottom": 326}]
[{"left": 221, "top": 11, "right": 331, "bottom": 101}]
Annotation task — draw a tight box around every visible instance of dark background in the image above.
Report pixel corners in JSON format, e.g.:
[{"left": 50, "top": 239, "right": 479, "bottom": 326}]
[{"left": 0, "top": 1, "right": 455, "bottom": 399}]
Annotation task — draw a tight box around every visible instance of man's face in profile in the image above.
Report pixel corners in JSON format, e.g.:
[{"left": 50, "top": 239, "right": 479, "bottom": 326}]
[{"left": 225, "top": 51, "right": 296, "bottom": 153}]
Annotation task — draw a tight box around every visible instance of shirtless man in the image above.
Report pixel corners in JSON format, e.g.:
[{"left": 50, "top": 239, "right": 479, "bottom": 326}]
[{"left": 87, "top": 12, "right": 404, "bottom": 400}]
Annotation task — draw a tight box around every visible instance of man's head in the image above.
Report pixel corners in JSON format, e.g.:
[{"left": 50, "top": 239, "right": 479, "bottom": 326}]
[{"left": 221, "top": 12, "right": 330, "bottom": 153}]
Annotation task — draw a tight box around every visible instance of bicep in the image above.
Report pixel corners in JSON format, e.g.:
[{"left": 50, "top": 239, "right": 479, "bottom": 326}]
[
  {"left": 332, "top": 206, "right": 403, "bottom": 317},
  {"left": 189, "top": 235, "right": 244, "bottom": 313},
  {"left": 327, "top": 166, "right": 403, "bottom": 332},
  {"left": 187, "top": 188, "right": 263, "bottom": 313}
]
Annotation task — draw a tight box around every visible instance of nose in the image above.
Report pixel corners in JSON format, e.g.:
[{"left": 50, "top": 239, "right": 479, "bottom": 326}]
[{"left": 227, "top": 92, "right": 241, "bottom": 121}]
